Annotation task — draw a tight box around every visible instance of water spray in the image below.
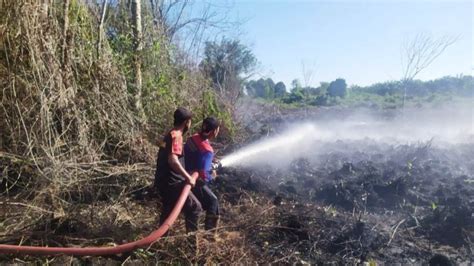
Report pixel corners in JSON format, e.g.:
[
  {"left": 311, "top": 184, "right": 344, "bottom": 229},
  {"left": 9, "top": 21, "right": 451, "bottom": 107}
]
[
  {"left": 220, "top": 124, "right": 319, "bottom": 168},
  {"left": 218, "top": 110, "right": 473, "bottom": 169}
]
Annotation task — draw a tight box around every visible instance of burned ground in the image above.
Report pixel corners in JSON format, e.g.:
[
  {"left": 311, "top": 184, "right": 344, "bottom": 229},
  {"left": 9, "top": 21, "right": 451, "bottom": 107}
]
[
  {"left": 212, "top": 140, "right": 473, "bottom": 264},
  {"left": 216, "top": 118, "right": 474, "bottom": 263}
]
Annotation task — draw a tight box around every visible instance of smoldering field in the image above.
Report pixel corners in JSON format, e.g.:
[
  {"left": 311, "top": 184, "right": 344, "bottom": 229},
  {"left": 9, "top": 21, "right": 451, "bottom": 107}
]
[
  {"left": 224, "top": 104, "right": 473, "bottom": 169},
  {"left": 218, "top": 104, "right": 474, "bottom": 263}
]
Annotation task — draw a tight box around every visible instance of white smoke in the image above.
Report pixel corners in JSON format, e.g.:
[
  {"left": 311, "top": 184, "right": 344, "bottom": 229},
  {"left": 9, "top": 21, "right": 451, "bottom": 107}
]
[{"left": 221, "top": 104, "right": 474, "bottom": 168}]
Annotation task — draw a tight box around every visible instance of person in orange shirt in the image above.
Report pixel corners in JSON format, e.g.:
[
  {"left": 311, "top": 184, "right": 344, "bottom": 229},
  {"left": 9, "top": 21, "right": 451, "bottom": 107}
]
[{"left": 154, "top": 107, "right": 202, "bottom": 233}]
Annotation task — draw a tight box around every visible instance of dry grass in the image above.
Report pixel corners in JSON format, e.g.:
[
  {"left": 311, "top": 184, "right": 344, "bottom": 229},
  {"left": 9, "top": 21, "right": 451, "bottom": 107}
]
[
  {"left": 0, "top": 0, "right": 152, "bottom": 248},
  {"left": 0, "top": 182, "right": 275, "bottom": 263},
  {"left": 0, "top": 1, "right": 244, "bottom": 263}
]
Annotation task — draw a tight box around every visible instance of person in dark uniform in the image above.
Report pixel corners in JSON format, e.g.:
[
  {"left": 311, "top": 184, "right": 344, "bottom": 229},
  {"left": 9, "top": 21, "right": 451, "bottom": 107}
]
[
  {"left": 154, "top": 107, "right": 202, "bottom": 233},
  {"left": 184, "top": 117, "right": 221, "bottom": 232}
]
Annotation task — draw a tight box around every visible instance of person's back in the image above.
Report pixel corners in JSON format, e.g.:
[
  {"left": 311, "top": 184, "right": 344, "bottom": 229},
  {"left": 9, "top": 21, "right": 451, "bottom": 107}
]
[
  {"left": 153, "top": 107, "right": 202, "bottom": 233},
  {"left": 155, "top": 129, "right": 185, "bottom": 191}
]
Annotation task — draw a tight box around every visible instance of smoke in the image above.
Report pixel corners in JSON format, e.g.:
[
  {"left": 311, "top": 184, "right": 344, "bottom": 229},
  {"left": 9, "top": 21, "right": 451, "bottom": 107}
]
[{"left": 221, "top": 104, "right": 474, "bottom": 168}]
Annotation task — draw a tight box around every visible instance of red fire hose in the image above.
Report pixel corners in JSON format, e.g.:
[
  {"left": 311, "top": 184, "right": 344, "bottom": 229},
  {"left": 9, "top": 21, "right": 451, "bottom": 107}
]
[{"left": 0, "top": 172, "right": 198, "bottom": 256}]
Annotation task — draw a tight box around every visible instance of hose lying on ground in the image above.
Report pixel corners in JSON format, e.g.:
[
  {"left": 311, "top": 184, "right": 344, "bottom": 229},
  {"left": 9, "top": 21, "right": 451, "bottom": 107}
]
[{"left": 0, "top": 172, "right": 198, "bottom": 256}]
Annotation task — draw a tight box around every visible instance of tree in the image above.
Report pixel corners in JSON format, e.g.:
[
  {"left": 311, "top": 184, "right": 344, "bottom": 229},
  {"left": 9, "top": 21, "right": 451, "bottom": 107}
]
[
  {"left": 245, "top": 78, "right": 275, "bottom": 99},
  {"left": 246, "top": 79, "right": 264, "bottom": 98},
  {"left": 301, "top": 60, "right": 316, "bottom": 87},
  {"left": 201, "top": 39, "right": 257, "bottom": 102},
  {"left": 401, "top": 33, "right": 458, "bottom": 107},
  {"left": 291, "top": 79, "right": 302, "bottom": 92},
  {"left": 62, "top": 0, "right": 71, "bottom": 90},
  {"left": 274, "top": 81, "right": 287, "bottom": 97},
  {"left": 131, "top": 0, "right": 144, "bottom": 117},
  {"left": 301, "top": 86, "right": 319, "bottom": 96},
  {"left": 148, "top": 0, "right": 238, "bottom": 59},
  {"left": 310, "top": 81, "right": 329, "bottom": 96},
  {"left": 96, "top": 0, "right": 108, "bottom": 58},
  {"left": 264, "top": 78, "right": 275, "bottom": 98},
  {"left": 265, "top": 78, "right": 275, "bottom": 91},
  {"left": 327, "top": 78, "right": 347, "bottom": 98}
]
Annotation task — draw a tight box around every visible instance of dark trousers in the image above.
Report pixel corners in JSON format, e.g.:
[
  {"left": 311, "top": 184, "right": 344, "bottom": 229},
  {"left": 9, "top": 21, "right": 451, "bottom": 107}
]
[
  {"left": 192, "top": 182, "right": 219, "bottom": 230},
  {"left": 159, "top": 181, "right": 202, "bottom": 233}
]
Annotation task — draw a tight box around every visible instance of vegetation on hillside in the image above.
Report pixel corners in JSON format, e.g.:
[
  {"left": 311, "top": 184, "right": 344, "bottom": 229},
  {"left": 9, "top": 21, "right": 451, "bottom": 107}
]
[{"left": 0, "top": 1, "right": 253, "bottom": 260}]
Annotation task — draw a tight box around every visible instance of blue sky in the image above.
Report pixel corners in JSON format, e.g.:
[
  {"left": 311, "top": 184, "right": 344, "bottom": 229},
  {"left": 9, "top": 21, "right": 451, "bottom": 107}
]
[{"left": 213, "top": 0, "right": 473, "bottom": 87}]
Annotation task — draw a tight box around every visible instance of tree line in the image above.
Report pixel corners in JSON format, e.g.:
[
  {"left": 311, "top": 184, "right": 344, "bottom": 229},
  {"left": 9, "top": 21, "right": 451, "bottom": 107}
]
[{"left": 240, "top": 75, "right": 472, "bottom": 106}]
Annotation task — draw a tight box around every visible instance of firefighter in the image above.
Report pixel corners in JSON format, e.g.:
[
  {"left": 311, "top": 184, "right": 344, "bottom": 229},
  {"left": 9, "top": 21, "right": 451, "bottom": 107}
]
[
  {"left": 184, "top": 117, "right": 221, "bottom": 233},
  {"left": 154, "top": 107, "right": 202, "bottom": 233}
]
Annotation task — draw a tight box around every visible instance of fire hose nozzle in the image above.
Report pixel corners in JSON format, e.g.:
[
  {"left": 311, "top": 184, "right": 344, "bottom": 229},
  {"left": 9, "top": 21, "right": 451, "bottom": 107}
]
[{"left": 211, "top": 162, "right": 223, "bottom": 171}]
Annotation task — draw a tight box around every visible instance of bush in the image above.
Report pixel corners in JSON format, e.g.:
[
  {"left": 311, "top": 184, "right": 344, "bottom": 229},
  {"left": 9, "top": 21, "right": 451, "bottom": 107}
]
[
  {"left": 282, "top": 90, "right": 304, "bottom": 104},
  {"left": 0, "top": 0, "right": 236, "bottom": 231}
]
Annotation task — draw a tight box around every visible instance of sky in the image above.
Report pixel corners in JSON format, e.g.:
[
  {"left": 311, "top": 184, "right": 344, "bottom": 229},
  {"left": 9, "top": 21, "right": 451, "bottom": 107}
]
[{"left": 210, "top": 0, "right": 473, "bottom": 87}]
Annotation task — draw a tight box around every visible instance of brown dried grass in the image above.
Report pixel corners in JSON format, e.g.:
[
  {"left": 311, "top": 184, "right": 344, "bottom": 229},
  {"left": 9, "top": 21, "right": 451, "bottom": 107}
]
[{"left": 0, "top": 0, "right": 148, "bottom": 243}]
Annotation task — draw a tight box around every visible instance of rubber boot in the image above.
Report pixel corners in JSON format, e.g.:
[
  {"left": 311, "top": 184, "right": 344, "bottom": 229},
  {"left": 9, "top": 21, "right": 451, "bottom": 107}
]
[
  {"left": 204, "top": 214, "right": 219, "bottom": 230},
  {"left": 185, "top": 216, "right": 199, "bottom": 233},
  {"left": 204, "top": 214, "right": 219, "bottom": 241}
]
